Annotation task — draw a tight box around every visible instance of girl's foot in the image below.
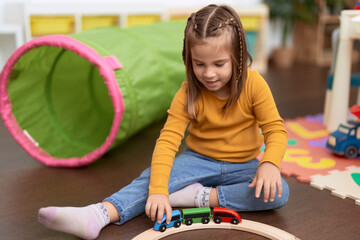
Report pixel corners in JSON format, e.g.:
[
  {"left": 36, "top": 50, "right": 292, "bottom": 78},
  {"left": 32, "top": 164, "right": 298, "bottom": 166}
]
[
  {"left": 169, "top": 182, "right": 203, "bottom": 207},
  {"left": 38, "top": 203, "right": 110, "bottom": 239}
]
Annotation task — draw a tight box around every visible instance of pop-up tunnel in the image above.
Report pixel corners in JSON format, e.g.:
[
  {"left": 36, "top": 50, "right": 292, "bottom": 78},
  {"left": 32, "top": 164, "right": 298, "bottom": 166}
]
[{"left": 0, "top": 21, "right": 186, "bottom": 167}]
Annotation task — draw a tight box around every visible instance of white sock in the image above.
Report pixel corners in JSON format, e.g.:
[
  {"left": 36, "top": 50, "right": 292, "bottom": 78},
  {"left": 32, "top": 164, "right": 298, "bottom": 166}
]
[
  {"left": 38, "top": 203, "right": 110, "bottom": 240},
  {"left": 195, "top": 186, "right": 212, "bottom": 208},
  {"left": 169, "top": 183, "right": 203, "bottom": 207}
]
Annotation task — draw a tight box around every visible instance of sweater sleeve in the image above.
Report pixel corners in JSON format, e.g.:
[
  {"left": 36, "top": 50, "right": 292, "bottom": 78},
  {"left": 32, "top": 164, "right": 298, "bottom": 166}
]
[
  {"left": 249, "top": 71, "right": 288, "bottom": 169},
  {"left": 148, "top": 82, "right": 190, "bottom": 196}
]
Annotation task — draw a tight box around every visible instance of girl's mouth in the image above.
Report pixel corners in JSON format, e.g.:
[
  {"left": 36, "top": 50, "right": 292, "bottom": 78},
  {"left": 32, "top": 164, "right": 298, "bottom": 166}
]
[{"left": 205, "top": 80, "right": 218, "bottom": 87}]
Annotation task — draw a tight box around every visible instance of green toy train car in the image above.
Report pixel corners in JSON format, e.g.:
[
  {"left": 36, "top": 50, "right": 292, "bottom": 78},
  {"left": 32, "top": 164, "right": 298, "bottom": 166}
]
[{"left": 182, "top": 207, "right": 211, "bottom": 225}]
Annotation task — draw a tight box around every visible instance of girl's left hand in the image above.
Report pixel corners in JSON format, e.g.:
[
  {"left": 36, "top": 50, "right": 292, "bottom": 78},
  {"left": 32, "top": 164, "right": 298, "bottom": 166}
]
[{"left": 248, "top": 162, "right": 282, "bottom": 202}]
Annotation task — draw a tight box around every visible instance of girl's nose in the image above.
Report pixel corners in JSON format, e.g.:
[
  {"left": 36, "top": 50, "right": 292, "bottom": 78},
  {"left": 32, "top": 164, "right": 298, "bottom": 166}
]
[{"left": 204, "top": 67, "right": 215, "bottom": 78}]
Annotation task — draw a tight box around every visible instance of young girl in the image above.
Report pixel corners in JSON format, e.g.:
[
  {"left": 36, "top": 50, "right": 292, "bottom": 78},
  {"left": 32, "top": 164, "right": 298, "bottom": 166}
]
[{"left": 38, "top": 4, "right": 289, "bottom": 239}]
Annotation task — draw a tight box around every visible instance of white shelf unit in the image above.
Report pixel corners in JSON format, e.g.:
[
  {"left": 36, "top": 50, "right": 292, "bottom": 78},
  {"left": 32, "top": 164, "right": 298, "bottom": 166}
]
[
  {"left": 0, "top": 24, "right": 24, "bottom": 69},
  {"left": 24, "top": 3, "right": 166, "bottom": 41},
  {"left": 22, "top": 2, "right": 269, "bottom": 73}
]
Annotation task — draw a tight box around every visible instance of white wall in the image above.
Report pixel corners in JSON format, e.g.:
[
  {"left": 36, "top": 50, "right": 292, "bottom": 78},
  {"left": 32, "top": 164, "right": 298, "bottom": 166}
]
[
  {"left": 0, "top": 0, "right": 25, "bottom": 69},
  {"left": 0, "top": 0, "right": 24, "bottom": 25}
]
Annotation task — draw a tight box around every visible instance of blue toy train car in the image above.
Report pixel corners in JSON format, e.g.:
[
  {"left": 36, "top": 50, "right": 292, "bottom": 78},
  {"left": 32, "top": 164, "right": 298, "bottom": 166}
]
[
  {"left": 327, "top": 121, "right": 360, "bottom": 158},
  {"left": 153, "top": 210, "right": 182, "bottom": 232},
  {"left": 153, "top": 207, "right": 241, "bottom": 232}
]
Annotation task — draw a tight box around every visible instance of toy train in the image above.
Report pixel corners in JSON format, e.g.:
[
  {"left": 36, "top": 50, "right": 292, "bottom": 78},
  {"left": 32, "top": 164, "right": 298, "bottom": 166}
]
[{"left": 153, "top": 207, "right": 242, "bottom": 232}]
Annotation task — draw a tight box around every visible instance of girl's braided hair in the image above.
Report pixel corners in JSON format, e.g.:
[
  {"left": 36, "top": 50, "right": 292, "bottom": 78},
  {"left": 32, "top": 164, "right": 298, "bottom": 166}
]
[{"left": 182, "top": 4, "right": 252, "bottom": 118}]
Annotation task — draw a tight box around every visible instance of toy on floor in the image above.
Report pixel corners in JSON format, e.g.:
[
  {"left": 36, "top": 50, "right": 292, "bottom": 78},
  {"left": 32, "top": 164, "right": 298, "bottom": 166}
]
[
  {"left": 326, "top": 105, "right": 360, "bottom": 158},
  {"left": 182, "top": 207, "right": 212, "bottom": 225},
  {"left": 0, "top": 21, "right": 186, "bottom": 167},
  {"left": 213, "top": 207, "right": 241, "bottom": 224},
  {"left": 153, "top": 207, "right": 240, "bottom": 232},
  {"left": 153, "top": 210, "right": 182, "bottom": 232},
  {"left": 140, "top": 207, "right": 298, "bottom": 240}
]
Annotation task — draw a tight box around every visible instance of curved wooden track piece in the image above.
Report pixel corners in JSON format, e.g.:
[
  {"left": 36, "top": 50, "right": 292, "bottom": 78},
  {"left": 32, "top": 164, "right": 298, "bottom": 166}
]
[{"left": 132, "top": 219, "right": 300, "bottom": 240}]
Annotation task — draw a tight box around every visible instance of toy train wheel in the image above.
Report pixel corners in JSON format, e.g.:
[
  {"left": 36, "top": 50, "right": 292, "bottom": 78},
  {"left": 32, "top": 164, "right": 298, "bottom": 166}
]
[
  {"left": 345, "top": 145, "right": 358, "bottom": 159},
  {"left": 202, "top": 217, "right": 210, "bottom": 224},
  {"left": 214, "top": 217, "right": 222, "bottom": 224},
  {"left": 159, "top": 225, "right": 167, "bottom": 232},
  {"left": 185, "top": 219, "right": 193, "bottom": 226},
  {"left": 174, "top": 220, "right": 181, "bottom": 228},
  {"left": 231, "top": 218, "right": 239, "bottom": 225}
]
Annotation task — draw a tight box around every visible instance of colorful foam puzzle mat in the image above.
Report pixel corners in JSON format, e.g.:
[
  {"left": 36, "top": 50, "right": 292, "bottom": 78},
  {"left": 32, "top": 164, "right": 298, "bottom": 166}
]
[
  {"left": 275, "top": 114, "right": 360, "bottom": 206},
  {"left": 311, "top": 166, "right": 360, "bottom": 206}
]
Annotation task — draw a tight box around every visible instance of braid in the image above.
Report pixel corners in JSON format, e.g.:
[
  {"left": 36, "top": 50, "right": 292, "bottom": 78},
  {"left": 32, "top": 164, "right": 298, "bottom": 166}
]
[
  {"left": 223, "top": 18, "right": 243, "bottom": 82},
  {"left": 183, "top": 13, "right": 197, "bottom": 62},
  {"left": 190, "top": 13, "right": 197, "bottom": 29}
]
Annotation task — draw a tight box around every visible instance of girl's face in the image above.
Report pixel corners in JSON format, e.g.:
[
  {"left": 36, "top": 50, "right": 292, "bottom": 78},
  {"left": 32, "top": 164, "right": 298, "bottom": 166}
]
[{"left": 191, "top": 37, "right": 232, "bottom": 98}]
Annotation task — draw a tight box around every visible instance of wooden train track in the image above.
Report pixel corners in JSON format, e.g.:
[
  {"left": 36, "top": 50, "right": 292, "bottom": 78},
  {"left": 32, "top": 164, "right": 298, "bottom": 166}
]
[{"left": 132, "top": 219, "right": 300, "bottom": 240}]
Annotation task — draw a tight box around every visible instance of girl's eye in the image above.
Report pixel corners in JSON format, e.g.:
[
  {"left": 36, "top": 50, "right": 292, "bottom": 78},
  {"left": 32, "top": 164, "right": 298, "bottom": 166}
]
[
  {"left": 215, "top": 63, "right": 224, "bottom": 67},
  {"left": 195, "top": 63, "right": 204, "bottom": 67}
]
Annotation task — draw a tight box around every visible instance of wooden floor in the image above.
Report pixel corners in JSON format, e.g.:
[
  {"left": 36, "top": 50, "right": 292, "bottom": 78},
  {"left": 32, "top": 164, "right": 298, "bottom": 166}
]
[{"left": 1, "top": 62, "right": 360, "bottom": 240}]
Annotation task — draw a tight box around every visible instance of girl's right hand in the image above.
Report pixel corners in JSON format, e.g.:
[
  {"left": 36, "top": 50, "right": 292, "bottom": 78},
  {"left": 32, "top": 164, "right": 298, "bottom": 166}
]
[{"left": 145, "top": 194, "right": 172, "bottom": 224}]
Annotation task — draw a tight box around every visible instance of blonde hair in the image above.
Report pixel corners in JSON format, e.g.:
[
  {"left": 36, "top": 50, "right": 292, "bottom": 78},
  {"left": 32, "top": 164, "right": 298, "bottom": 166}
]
[{"left": 182, "top": 4, "right": 252, "bottom": 118}]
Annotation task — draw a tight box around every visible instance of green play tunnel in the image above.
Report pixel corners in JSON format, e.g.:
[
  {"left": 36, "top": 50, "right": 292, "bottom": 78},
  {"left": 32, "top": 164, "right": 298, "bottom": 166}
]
[{"left": 0, "top": 21, "right": 186, "bottom": 167}]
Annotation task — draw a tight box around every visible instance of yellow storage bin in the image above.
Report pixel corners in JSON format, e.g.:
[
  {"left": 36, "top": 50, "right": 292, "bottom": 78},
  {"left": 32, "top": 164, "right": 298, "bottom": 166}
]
[
  {"left": 169, "top": 15, "right": 188, "bottom": 21},
  {"left": 30, "top": 16, "right": 74, "bottom": 36},
  {"left": 82, "top": 16, "right": 119, "bottom": 31},
  {"left": 240, "top": 16, "right": 261, "bottom": 31},
  {"left": 127, "top": 15, "right": 161, "bottom": 27}
]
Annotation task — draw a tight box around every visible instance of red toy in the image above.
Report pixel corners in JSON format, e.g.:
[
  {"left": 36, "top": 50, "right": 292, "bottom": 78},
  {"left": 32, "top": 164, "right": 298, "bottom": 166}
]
[
  {"left": 213, "top": 207, "right": 242, "bottom": 224},
  {"left": 350, "top": 104, "right": 360, "bottom": 119}
]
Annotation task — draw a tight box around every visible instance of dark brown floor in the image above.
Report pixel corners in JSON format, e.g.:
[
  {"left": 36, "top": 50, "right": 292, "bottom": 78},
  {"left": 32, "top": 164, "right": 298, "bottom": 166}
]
[{"left": 1, "top": 62, "right": 360, "bottom": 240}]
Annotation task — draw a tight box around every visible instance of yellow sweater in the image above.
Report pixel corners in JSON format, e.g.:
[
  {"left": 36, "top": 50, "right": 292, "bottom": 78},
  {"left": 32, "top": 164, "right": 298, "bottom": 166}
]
[{"left": 149, "top": 69, "right": 288, "bottom": 196}]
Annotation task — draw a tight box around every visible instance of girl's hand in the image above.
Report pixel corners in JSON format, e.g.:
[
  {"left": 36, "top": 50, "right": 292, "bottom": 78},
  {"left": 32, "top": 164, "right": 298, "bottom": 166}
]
[
  {"left": 145, "top": 194, "right": 172, "bottom": 224},
  {"left": 248, "top": 162, "right": 283, "bottom": 203}
]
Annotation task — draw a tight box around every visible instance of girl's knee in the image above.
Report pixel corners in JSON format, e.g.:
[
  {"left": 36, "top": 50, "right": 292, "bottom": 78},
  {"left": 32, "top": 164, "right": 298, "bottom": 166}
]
[
  {"left": 139, "top": 167, "right": 151, "bottom": 178},
  {"left": 281, "top": 178, "right": 290, "bottom": 197}
]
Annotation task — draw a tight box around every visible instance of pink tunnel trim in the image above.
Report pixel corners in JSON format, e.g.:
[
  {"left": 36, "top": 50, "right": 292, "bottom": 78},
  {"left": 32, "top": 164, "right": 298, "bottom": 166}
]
[{"left": 0, "top": 35, "right": 125, "bottom": 167}]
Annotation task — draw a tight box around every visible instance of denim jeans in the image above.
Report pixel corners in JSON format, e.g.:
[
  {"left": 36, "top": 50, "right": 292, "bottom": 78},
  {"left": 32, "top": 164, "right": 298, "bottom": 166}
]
[{"left": 104, "top": 148, "right": 289, "bottom": 225}]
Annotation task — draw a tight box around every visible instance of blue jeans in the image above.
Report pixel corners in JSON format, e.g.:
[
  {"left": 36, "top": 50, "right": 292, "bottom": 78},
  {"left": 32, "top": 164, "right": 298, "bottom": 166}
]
[{"left": 104, "top": 148, "right": 289, "bottom": 225}]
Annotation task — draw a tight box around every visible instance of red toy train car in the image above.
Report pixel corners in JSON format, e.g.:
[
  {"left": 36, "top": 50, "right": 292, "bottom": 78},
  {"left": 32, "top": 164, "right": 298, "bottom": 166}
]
[{"left": 213, "top": 207, "right": 241, "bottom": 224}]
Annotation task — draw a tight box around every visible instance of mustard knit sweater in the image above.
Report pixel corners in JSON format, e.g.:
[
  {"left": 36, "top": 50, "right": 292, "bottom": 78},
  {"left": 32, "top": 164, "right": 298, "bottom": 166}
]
[{"left": 149, "top": 69, "right": 288, "bottom": 196}]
